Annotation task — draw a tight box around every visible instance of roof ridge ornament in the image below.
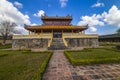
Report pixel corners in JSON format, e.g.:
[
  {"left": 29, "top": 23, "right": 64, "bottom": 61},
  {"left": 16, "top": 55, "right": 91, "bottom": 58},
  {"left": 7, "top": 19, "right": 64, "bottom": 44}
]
[
  {"left": 24, "top": 24, "right": 28, "bottom": 27},
  {"left": 66, "top": 14, "right": 72, "bottom": 17},
  {"left": 86, "top": 24, "right": 89, "bottom": 28}
]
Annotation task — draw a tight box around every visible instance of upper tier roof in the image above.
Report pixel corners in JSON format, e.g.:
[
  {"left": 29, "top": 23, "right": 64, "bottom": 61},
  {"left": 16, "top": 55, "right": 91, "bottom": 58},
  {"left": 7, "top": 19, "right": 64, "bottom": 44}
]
[
  {"left": 24, "top": 15, "right": 88, "bottom": 32},
  {"left": 41, "top": 15, "right": 72, "bottom": 20}
]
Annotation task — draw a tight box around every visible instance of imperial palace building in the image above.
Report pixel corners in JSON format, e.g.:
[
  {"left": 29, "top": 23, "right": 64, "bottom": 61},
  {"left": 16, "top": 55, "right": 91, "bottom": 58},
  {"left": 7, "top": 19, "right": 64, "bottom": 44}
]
[{"left": 12, "top": 15, "right": 99, "bottom": 50}]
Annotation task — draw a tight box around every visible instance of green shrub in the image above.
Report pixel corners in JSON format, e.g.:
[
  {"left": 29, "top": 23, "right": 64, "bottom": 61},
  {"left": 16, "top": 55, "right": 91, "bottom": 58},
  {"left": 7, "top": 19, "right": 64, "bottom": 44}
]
[
  {"left": 64, "top": 48, "right": 120, "bottom": 66},
  {"left": 64, "top": 51, "right": 74, "bottom": 65},
  {"left": 0, "top": 44, "right": 12, "bottom": 49},
  {"left": 116, "top": 45, "right": 120, "bottom": 50},
  {"left": 116, "top": 77, "right": 120, "bottom": 80},
  {"left": 32, "top": 52, "right": 53, "bottom": 80},
  {"left": 22, "top": 49, "right": 31, "bottom": 53},
  {"left": 0, "top": 54, "right": 8, "bottom": 57}
]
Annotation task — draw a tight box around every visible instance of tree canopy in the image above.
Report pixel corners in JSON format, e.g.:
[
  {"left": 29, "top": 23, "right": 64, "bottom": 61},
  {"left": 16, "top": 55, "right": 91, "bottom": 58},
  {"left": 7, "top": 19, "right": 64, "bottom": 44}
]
[{"left": 0, "top": 21, "right": 16, "bottom": 44}]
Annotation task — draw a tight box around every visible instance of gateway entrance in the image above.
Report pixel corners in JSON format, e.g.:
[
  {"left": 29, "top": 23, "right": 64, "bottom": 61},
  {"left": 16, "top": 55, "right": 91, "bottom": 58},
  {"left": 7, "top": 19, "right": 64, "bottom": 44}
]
[{"left": 53, "top": 32, "right": 62, "bottom": 38}]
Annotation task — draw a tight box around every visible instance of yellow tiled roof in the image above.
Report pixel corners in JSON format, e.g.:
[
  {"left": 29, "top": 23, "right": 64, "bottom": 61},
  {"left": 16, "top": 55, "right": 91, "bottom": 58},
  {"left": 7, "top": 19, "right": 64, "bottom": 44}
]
[{"left": 25, "top": 25, "right": 87, "bottom": 30}]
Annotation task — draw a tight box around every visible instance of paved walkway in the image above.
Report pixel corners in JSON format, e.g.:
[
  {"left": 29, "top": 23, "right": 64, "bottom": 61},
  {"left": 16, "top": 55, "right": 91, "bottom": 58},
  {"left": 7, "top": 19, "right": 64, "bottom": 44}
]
[{"left": 43, "top": 50, "right": 120, "bottom": 80}]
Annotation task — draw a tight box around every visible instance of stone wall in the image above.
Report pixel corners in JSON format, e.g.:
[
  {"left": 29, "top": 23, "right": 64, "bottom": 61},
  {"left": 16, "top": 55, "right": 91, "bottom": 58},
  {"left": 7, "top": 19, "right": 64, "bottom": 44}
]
[
  {"left": 65, "top": 38, "right": 98, "bottom": 48},
  {"left": 12, "top": 38, "right": 50, "bottom": 49},
  {"left": 12, "top": 38, "right": 98, "bottom": 49}
]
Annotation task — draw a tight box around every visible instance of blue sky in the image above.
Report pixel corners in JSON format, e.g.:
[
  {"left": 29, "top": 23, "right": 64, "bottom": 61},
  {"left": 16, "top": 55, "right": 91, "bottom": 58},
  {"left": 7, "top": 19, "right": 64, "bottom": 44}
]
[{"left": 1, "top": 0, "right": 120, "bottom": 35}]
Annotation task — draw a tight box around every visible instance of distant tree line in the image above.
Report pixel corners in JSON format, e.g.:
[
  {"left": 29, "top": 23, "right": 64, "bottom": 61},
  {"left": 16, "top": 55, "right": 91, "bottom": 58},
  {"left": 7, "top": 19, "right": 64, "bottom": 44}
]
[
  {"left": 117, "top": 28, "right": 120, "bottom": 34},
  {"left": 0, "top": 36, "right": 12, "bottom": 40}
]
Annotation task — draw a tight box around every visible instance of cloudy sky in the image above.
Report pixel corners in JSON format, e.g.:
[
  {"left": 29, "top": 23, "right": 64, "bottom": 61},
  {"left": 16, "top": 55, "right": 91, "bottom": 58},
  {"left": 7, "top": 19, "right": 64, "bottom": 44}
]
[{"left": 0, "top": 0, "right": 120, "bottom": 35}]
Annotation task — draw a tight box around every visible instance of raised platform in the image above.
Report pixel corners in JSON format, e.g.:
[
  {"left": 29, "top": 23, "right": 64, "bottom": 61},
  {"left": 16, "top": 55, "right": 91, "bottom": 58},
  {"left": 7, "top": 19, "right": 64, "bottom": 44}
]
[{"left": 12, "top": 33, "right": 99, "bottom": 50}]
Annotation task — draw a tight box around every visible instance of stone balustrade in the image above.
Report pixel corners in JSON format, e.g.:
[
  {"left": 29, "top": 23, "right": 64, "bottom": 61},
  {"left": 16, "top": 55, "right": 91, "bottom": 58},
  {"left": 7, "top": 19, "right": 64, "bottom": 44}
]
[
  {"left": 63, "top": 33, "right": 98, "bottom": 38},
  {"left": 13, "top": 33, "right": 52, "bottom": 39}
]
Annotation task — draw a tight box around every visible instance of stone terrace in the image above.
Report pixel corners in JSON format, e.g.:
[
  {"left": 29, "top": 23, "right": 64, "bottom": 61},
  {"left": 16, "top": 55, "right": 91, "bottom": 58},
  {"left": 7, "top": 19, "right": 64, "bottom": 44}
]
[{"left": 43, "top": 50, "right": 120, "bottom": 80}]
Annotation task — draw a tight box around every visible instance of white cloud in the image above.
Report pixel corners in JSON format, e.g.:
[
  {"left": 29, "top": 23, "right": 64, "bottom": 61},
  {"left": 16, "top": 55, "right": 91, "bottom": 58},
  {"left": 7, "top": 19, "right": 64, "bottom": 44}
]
[
  {"left": 14, "top": 25, "right": 28, "bottom": 34},
  {"left": 0, "top": 0, "right": 31, "bottom": 34},
  {"left": 14, "top": 1, "right": 23, "bottom": 8},
  {"left": 89, "top": 27, "right": 97, "bottom": 32},
  {"left": 31, "top": 23, "right": 38, "bottom": 26},
  {"left": 77, "top": 14, "right": 104, "bottom": 32},
  {"left": 104, "top": 5, "right": 120, "bottom": 27},
  {"left": 34, "top": 10, "right": 45, "bottom": 17},
  {"left": 14, "top": 23, "right": 38, "bottom": 34},
  {"left": 60, "top": 0, "right": 68, "bottom": 8},
  {"left": 78, "top": 5, "right": 120, "bottom": 33},
  {"left": 91, "top": 2, "right": 104, "bottom": 8}
]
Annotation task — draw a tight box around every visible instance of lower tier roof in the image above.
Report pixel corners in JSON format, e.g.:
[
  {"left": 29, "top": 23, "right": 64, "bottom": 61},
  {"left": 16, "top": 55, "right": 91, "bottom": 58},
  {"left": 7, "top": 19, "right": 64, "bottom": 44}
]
[{"left": 25, "top": 25, "right": 88, "bottom": 32}]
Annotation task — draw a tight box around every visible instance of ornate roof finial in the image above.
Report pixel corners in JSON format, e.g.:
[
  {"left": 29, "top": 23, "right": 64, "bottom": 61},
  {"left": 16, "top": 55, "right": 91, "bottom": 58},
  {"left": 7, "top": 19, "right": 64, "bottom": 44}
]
[{"left": 67, "top": 14, "right": 70, "bottom": 17}]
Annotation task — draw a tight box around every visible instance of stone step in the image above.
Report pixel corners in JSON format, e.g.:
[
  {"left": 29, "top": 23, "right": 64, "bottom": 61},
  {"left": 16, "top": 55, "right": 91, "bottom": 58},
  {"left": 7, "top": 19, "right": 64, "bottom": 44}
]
[
  {"left": 48, "top": 46, "right": 66, "bottom": 50},
  {"left": 48, "top": 38, "right": 67, "bottom": 50},
  {"left": 50, "top": 42, "right": 64, "bottom": 44}
]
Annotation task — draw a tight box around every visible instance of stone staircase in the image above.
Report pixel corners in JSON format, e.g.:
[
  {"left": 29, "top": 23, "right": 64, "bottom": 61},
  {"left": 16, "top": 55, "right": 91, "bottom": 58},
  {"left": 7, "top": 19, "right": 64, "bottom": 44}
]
[{"left": 48, "top": 38, "right": 67, "bottom": 50}]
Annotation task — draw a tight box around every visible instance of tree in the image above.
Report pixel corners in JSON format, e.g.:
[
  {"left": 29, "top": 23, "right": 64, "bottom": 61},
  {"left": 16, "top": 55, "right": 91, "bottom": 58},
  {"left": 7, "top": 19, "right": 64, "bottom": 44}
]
[
  {"left": 117, "top": 28, "right": 120, "bottom": 33},
  {"left": 0, "top": 21, "right": 16, "bottom": 45}
]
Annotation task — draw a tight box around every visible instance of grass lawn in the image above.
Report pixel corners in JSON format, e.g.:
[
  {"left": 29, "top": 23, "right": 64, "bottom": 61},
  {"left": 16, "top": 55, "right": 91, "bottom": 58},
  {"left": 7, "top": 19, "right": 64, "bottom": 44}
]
[
  {"left": 64, "top": 48, "right": 120, "bottom": 66},
  {"left": 0, "top": 50, "right": 52, "bottom": 80}
]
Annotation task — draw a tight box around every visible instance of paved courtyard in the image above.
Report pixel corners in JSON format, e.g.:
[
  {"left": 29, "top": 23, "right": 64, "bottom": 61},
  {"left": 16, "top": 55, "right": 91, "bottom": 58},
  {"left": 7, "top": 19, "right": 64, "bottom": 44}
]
[{"left": 43, "top": 50, "right": 120, "bottom": 80}]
